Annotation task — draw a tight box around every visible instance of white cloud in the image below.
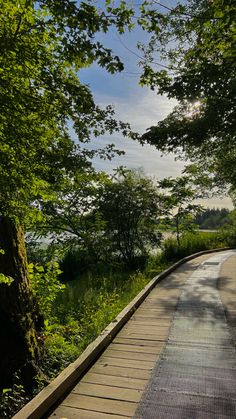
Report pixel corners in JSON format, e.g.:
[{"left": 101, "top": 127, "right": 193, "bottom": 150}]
[
  {"left": 199, "top": 196, "right": 233, "bottom": 210},
  {"left": 95, "top": 88, "right": 177, "bottom": 133},
  {"left": 84, "top": 87, "right": 233, "bottom": 209},
  {"left": 91, "top": 88, "right": 184, "bottom": 179}
]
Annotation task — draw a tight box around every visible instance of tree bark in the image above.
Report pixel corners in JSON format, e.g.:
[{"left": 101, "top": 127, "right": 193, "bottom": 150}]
[
  {"left": 176, "top": 214, "right": 181, "bottom": 250},
  {"left": 0, "top": 216, "right": 43, "bottom": 392}
]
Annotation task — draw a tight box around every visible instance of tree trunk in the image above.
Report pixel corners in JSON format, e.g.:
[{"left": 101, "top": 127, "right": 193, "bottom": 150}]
[
  {"left": 176, "top": 216, "right": 181, "bottom": 250},
  {"left": 0, "top": 216, "right": 43, "bottom": 392}
]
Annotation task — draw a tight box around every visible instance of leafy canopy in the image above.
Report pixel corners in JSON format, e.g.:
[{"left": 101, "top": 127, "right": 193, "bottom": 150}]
[
  {"left": 0, "top": 0, "right": 138, "bottom": 223},
  {"left": 30, "top": 170, "right": 109, "bottom": 262},
  {"left": 30, "top": 168, "right": 164, "bottom": 266},
  {"left": 140, "top": 0, "right": 236, "bottom": 188}
]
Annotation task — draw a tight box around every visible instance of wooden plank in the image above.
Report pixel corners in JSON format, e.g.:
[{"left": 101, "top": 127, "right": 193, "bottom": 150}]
[
  {"left": 132, "top": 314, "right": 173, "bottom": 319},
  {"left": 103, "top": 349, "right": 157, "bottom": 362},
  {"left": 150, "top": 290, "right": 180, "bottom": 295},
  {"left": 129, "top": 319, "right": 171, "bottom": 325},
  {"left": 121, "top": 325, "right": 169, "bottom": 332},
  {"left": 123, "top": 322, "right": 169, "bottom": 328},
  {"left": 144, "top": 297, "right": 177, "bottom": 302},
  {"left": 136, "top": 308, "right": 174, "bottom": 314},
  {"left": 119, "top": 331, "right": 168, "bottom": 339},
  {"left": 91, "top": 364, "right": 151, "bottom": 380},
  {"left": 129, "top": 316, "right": 170, "bottom": 321},
  {"left": 147, "top": 290, "right": 180, "bottom": 295},
  {"left": 140, "top": 299, "right": 176, "bottom": 304},
  {"left": 134, "top": 307, "right": 170, "bottom": 311},
  {"left": 114, "top": 337, "right": 166, "bottom": 347},
  {"left": 61, "top": 394, "right": 137, "bottom": 417},
  {"left": 137, "top": 301, "right": 175, "bottom": 306},
  {"left": 49, "top": 405, "right": 131, "bottom": 418},
  {"left": 72, "top": 382, "right": 142, "bottom": 402},
  {"left": 129, "top": 317, "right": 171, "bottom": 328},
  {"left": 143, "top": 305, "right": 176, "bottom": 310},
  {"left": 145, "top": 300, "right": 177, "bottom": 304},
  {"left": 110, "top": 342, "right": 164, "bottom": 354},
  {"left": 97, "top": 357, "right": 154, "bottom": 370},
  {"left": 81, "top": 372, "right": 147, "bottom": 390},
  {"left": 136, "top": 309, "right": 175, "bottom": 314},
  {"left": 118, "top": 331, "right": 168, "bottom": 340},
  {"left": 120, "top": 325, "right": 170, "bottom": 332},
  {"left": 118, "top": 331, "right": 169, "bottom": 339},
  {"left": 131, "top": 315, "right": 174, "bottom": 322}
]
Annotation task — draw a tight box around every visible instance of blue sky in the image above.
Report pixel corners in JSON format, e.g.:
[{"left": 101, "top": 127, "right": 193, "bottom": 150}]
[{"left": 78, "top": 2, "right": 232, "bottom": 209}]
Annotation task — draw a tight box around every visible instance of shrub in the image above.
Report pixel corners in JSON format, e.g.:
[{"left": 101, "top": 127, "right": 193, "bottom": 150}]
[
  {"left": 59, "top": 249, "right": 91, "bottom": 281},
  {"left": 29, "top": 261, "right": 65, "bottom": 318},
  {"left": 162, "top": 231, "right": 226, "bottom": 261},
  {"left": 0, "top": 376, "right": 29, "bottom": 419}
]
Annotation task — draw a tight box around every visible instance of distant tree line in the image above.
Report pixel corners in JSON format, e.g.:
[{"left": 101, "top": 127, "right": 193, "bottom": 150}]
[{"left": 195, "top": 208, "right": 230, "bottom": 230}]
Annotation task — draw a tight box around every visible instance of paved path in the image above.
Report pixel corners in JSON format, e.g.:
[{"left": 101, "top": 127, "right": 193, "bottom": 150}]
[{"left": 49, "top": 251, "right": 236, "bottom": 419}]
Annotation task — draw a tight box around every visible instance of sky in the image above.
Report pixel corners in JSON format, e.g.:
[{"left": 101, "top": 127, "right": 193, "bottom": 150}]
[{"left": 78, "top": 2, "right": 233, "bottom": 210}]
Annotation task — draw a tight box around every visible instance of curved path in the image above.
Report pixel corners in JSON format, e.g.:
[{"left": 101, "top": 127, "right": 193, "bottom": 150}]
[{"left": 49, "top": 251, "right": 236, "bottom": 419}]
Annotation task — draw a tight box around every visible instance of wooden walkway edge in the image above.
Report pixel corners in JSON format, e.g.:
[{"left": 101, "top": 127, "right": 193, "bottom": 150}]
[{"left": 13, "top": 247, "right": 232, "bottom": 419}]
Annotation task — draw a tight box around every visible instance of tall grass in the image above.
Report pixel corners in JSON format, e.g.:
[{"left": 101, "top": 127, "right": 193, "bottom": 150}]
[
  {"left": 41, "top": 230, "right": 227, "bottom": 379},
  {"left": 2, "top": 229, "right": 229, "bottom": 418},
  {"left": 40, "top": 268, "right": 150, "bottom": 377},
  {"left": 162, "top": 231, "right": 227, "bottom": 261}
]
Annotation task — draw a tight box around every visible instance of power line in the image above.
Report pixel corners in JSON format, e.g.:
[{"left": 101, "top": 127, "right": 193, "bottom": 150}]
[{"left": 116, "top": 33, "right": 175, "bottom": 71}]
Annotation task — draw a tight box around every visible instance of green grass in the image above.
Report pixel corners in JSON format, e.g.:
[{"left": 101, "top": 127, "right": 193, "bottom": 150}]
[
  {"left": 39, "top": 230, "right": 227, "bottom": 380},
  {"left": 39, "top": 270, "right": 149, "bottom": 381},
  {"left": 162, "top": 231, "right": 227, "bottom": 261},
  {"left": 2, "top": 229, "right": 229, "bottom": 418}
]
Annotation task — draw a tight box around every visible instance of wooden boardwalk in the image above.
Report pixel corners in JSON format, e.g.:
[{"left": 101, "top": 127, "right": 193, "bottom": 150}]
[{"left": 47, "top": 251, "right": 236, "bottom": 419}]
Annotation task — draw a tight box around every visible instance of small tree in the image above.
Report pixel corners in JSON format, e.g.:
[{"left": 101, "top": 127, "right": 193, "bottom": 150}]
[
  {"left": 159, "top": 175, "right": 203, "bottom": 249},
  {"left": 98, "top": 169, "right": 163, "bottom": 265}
]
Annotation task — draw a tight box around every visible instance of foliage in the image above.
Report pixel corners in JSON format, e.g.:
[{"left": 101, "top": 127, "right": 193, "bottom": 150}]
[
  {"left": 59, "top": 249, "right": 91, "bottom": 281},
  {"left": 195, "top": 208, "right": 230, "bottom": 230},
  {"left": 140, "top": 0, "right": 236, "bottom": 189},
  {"left": 158, "top": 174, "right": 203, "bottom": 248},
  {"left": 29, "top": 262, "right": 65, "bottom": 318},
  {"left": 0, "top": 0, "right": 138, "bottom": 395},
  {"left": 39, "top": 267, "right": 151, "bottom": 380},
  {"left": 143, "top": 252, "right": 170, "bottom": 278},
  {"left": 26, "top": 239, "right": 58, "bottom": 265},
  {"left": 31, "top": 171, "right": 110, "bottom": 263},
  {"left": 162, "top": 231, "right": 226, "bottom": 261},
  {"left": 0, "top": 377, "right": 29, "bottom": 419},
  {"left": 31, "top": 168, "right": 165, "bottom": 268},
  {"left": 220, "top": 210, "right": 236, "bottom": 247},
  {"left": 40, "top": 326, "right": 81, "bottom": 379},
  {"left": 0, "top": 274, "right": 14, "bottom": 286},
  {"left": 0, "top": 249, "right": 14, "bottom": 285},
  {"left": 0, "top": 0, "right": 139, "bottom": 224},
  {"left": 97, "top": 169, "right": 163, "bottom": 264}
]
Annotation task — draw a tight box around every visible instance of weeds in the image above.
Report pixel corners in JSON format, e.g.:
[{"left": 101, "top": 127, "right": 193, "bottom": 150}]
[{"left": 4, "top": 229, "right": 230, "bottom": 417}]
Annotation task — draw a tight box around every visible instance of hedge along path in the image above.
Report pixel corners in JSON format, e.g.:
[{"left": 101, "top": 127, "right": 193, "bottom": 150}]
[{"left": 13, "top": 249, "right": 232, "bottom": 419}]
